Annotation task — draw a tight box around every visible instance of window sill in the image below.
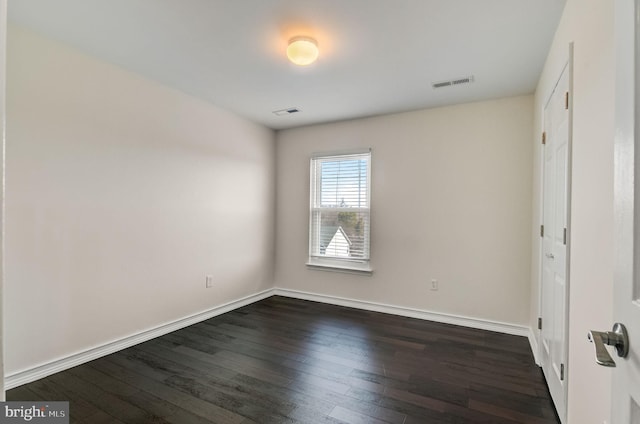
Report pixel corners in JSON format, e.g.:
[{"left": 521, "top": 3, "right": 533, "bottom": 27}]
[{"left": 306, "top": 260, "right": 373, "bottom": 275}]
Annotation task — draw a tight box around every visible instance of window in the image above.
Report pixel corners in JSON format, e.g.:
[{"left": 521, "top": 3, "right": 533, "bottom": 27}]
[{"left": 308, "top": 149, "right": 371, "bottom": 272}]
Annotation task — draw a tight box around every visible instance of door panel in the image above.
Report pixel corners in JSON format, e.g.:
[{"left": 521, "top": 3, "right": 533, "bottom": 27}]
[
  {"left": 612, "top": 0, "right": 640, "bottom": 422},
  {"left": 541, "top": 62, "right": 570, "bottom": 422},
  {"left": 631, "top": 401, "right": 640, "bottom": 423}
]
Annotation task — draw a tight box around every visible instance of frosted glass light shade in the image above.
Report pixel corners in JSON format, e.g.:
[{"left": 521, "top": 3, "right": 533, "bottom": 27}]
[{"left": 286, "top": 37, "right": 319, "bottom": 66}]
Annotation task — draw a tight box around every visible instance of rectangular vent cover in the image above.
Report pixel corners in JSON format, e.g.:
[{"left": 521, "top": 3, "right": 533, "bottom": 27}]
[
  {"left": 273, "top": 107, "right": 300, "bottom": 116},
  {"left": 432, "top": 75, "right": 474, "bottom": 89}
]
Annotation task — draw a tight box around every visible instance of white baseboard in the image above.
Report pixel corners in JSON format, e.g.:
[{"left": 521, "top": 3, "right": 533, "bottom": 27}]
[
  {"left": 6, "top": 287, "right": 536, "bottom": 390},
  {"left": 5, "top": 289, "right": 274, "bottom": 390},
  {"left": 273, "top": 288, "right": 530, "bottom": 337},
  {"left": 529, "top": 327, "right": 541, "bottom": 366}
]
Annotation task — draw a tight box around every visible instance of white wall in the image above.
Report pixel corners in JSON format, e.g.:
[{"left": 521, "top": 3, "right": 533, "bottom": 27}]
[
  {"left": 5, "top": 26, "right": 275, "bottom": 376},
  {"left": 275, "top": 95, "right": 533, "bottom": 326},
  {"left": 530, "top": 1, "right": 615, "bottom": 422}
]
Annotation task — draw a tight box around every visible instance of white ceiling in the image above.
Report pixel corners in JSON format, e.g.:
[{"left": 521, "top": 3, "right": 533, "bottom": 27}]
[{"left": 8, "top": 0, "right": 566, "bottom": 130}]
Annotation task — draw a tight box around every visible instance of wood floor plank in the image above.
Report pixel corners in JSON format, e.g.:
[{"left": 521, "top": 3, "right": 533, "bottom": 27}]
[
  {"left": 7, "top": 296, "right": 559, "bottom": 423},
  {"left": 329, "top": 405, "right": 389, "bottom": 424},
  {"left": 92, "top": 357, "right": 246, "bottom": 423}
]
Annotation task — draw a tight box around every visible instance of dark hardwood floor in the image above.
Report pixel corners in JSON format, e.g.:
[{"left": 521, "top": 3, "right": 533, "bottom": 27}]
[{"left": 7, "top": 296, "right": 559, "bottom": 423}]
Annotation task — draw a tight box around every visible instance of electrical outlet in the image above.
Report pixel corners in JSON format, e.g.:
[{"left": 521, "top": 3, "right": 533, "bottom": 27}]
[
  {"left": 431, "top": 279, "right": 438, "bottom": 291},
  {"left": 205, "top": 275, "right": 213, "bottom": 288}
]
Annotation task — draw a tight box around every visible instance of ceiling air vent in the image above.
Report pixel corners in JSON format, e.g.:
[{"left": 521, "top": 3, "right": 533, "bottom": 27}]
[
  {"left": 273, "top": 107, "right": 300, "bottom": 116},
  {"left": 432, "top": 75, "right": 474, "bottom": 89}
]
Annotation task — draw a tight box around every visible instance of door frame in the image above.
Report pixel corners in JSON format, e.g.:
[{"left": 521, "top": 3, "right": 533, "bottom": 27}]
[{"left": 537, "top": 43, "right": 574, "bottom": 423}]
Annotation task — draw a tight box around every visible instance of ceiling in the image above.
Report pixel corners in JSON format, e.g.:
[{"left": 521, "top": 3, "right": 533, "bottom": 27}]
[{"left": 8, "top": 0, "right": 566, "bottom": 130}]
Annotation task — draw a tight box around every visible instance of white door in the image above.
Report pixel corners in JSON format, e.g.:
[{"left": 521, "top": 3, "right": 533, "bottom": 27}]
[
  {"left": 610, "top": 0, "right": 640, "bottom": 422},
  {"left": 540, "top": 62, "right": 570, "bottom": 422}
]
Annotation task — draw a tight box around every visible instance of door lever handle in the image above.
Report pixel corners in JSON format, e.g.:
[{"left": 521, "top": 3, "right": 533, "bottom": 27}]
[{"left": 587, "top": 323, "right": 629, "bottom": 367}]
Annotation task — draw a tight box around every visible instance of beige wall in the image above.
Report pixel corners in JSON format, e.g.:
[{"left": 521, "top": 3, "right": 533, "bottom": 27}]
[
  {"left": 275, "top": 95, "right": 534, "bottom": 326},
  {"left": 5, "top": 26, "right": 276, "bottom": 375},
  {"left": 0, "top": 0, "right": 6, "bottom": 401},
  {"left": 531, "top": 0, "right": 615, "bottom": 422}
]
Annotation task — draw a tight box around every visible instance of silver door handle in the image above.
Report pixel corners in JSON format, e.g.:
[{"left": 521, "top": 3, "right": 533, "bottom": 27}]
[
  {"left": 587, "top": 323, "right": 629, "bottom": 367},
  {"left": 545, "top": 253, "right": 555, "bottom": 259}
]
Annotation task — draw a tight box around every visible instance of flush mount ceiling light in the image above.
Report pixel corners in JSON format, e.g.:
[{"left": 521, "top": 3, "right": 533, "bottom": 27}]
[{"left": 286, "top": 36, "right": 319, "bottom": 66}]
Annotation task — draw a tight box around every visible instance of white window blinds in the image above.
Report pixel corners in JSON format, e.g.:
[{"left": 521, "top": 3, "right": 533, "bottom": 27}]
[{"left": 309, "top": 150, "right": 371, "bottom": 264}]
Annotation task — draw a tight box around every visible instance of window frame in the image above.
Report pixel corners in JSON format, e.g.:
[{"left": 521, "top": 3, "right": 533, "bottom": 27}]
[{"left": 306, "top": 148, "right": 372, "bottom": 274}]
